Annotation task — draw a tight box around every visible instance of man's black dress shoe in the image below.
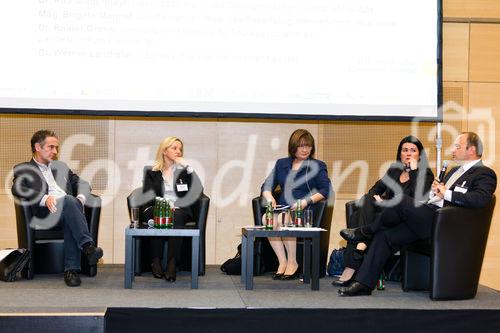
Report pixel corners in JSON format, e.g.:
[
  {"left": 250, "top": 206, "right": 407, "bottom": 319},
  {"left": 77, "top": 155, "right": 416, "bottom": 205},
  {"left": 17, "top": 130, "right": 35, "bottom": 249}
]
[
  {"left": 331, "top": 275, "right": 354, "bottom": 287},
  {"left": 64, "top": 270, "right": 81, "bottom": 287},
  {"left": 339, "top": 228, "right": 372, "bottom": 242},
  {"left": 338, "top": 281, "right": 372, "bottom": 296},
  {"left": 83, "top": 244, "right": 104, "bottom": 266},
  {"left": 272, "top": 272, "right": 284, "bottom": 280},
  {"left": 281, "top": 269, "right": 299, "bottom": 280}
]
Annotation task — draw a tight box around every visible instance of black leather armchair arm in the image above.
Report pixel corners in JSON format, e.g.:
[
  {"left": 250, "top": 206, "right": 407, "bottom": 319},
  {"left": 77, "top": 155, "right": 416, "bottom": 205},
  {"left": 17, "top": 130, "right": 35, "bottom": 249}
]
[
  {"left": 14, "top": 198, "right": 34, "bottom": 254},
  {"left": 345, "top": 200, "right": 358, "bottom": 228},
  {"left": 190, "top": 193, "right": 210, "bottom": 273},
  {"left": 82, "top": 194, "right": 101, "bottom": 276}
]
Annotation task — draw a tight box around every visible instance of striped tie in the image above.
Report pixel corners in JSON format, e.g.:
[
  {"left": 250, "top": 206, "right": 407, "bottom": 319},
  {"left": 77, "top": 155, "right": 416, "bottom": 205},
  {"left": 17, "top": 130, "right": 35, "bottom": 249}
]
[{"left": 444, "top": 166, "right": 464, "bottom": 189}]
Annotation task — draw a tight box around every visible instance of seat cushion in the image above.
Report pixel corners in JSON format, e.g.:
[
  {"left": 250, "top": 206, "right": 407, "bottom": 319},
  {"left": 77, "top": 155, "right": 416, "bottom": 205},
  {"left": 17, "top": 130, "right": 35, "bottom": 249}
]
[{"left": 34, "top": 228, "right": 64, "bottom": 240}]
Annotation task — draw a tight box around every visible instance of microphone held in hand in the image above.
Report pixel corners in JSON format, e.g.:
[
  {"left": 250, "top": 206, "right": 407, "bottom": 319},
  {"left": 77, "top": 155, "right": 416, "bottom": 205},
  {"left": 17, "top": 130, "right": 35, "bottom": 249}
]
[
  {"left": 437, "top": 160, "right": 449, "bottom": 182},
  {"left": 427, "top": 161, "right": 449, "bottom": 205}
]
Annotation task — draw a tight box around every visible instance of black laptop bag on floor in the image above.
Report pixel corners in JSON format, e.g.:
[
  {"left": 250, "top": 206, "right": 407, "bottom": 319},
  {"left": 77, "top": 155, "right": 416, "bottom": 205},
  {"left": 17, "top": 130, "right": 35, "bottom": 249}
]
[{"left": 0, "top": 248, "right": 30, "bottom": 282}]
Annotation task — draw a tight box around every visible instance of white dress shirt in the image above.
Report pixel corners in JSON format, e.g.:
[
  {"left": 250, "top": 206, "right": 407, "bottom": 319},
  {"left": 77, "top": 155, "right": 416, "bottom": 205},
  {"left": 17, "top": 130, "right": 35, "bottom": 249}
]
[{"left": 34, "top": 159, "right": 86, "bottom": 207}]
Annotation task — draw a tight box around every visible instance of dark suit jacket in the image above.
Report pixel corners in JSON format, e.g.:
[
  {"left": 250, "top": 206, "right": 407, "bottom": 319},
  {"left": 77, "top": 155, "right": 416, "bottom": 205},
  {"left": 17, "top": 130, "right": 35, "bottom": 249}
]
[
  {"left": 142, "top": 167, "right": 203, "bottom": 209},
  {"left": 442, "top": 161, "right": 497, "bottom": 209},
  {"left": 11, "top": 159, "right": 91, "bottom": 218},
  {"left": 261, "top": 157, "right": 332, "bottom": 206},
  {"left": 369, "top": 162, "right": 434, "bottom": 202}
]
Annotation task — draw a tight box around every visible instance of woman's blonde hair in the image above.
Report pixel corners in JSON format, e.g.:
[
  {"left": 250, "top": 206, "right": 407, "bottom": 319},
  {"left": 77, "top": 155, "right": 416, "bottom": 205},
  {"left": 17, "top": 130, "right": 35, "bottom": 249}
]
[{"left": 152, "top": 136, "right": 184, "bottom": 171}]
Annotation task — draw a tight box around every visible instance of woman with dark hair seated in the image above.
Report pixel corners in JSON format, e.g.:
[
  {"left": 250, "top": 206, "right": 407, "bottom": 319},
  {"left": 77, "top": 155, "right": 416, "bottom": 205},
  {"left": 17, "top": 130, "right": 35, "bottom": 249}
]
[
  {"left": 261, "top": 129, "right": 332, "bottom": 280},
  {"left": 333, "top": 136, "right": 434, "bottom": 286},
  {"left": 142, "top": 136, "right": 203, "bottom": 282}
]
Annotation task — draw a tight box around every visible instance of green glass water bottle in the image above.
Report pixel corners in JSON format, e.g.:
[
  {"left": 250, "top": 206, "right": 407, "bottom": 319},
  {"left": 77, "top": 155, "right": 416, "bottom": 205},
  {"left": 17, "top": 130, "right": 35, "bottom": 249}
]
[
  {"left": 154, "top": 197, "right": 161, "bottom": 228},
  {"left": 265, "top": 201, "right": 274, "bottom": 230},
  {"left": 165, "top": 200, "right": 173, "bottom": 229},
  {"left": 295, "top": 200, "right": 303, "bottom": 227},
  {"left": 377, "top": 272, "right": 385, "bottom": 290}
]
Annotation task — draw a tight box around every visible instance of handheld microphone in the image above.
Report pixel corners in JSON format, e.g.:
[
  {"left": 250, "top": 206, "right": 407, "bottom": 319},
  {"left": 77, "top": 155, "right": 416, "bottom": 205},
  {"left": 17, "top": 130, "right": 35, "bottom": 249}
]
[
  {"left": 427, "top": 161, "right": 449, "bottom": 205},
  {"left": 437, "top": 161, "right": 449, "bottom": 182}
]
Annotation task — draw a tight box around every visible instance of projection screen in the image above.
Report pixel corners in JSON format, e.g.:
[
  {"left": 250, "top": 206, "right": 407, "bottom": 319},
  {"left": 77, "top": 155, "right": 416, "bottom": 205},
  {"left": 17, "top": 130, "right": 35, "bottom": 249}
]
[{"left": 0, "top": 0, "right": 442, "bottom": 120}]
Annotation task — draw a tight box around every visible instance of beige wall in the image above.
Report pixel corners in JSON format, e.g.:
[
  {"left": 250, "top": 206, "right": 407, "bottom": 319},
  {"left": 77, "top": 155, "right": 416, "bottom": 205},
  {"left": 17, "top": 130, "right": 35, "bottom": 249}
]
[
  {"left": 439, "top": 0, "right": 500, "bottom": 289},
  {"left": 1, "top": 0, "right": 499, "bottom": 289}
]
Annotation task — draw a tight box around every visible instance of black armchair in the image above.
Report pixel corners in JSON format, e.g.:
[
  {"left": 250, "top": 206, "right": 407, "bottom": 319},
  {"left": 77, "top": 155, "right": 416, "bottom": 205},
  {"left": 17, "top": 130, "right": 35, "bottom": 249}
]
[
  {"left": 402, "top": 195, "right": 496, "bottom": 300},
  {"left": 252, "top": 196, "right": 334, "bottom": 277},
  {"left": 127, "top": 187, "right": 210, "bottom": 276},
  {"left": 13, "top": 194, "right": 101, "bottom": 279},
  {"left": 345, "top": 200, "right": 359, "bottom": 228}
]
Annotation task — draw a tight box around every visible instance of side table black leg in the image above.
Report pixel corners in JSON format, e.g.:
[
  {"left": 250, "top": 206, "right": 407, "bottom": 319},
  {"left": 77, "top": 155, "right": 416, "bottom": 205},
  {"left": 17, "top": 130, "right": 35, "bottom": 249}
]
[
  {"left": 241, "top": 234, "right": 247, "bottom": 284},
  {"left": 134, "top": 238, "right": 141, "bottom": 276},
  {"left": 124, "top": 233, "right": 133, "bottom": 289},
  {"left": 191, "top": 235, "right": 199, "bottom": 289},
  {"left": 131, "top": 235, "right": 136, "bottom": 282},
  {"left": 311, "top": 234, "right": 320, "bottom": 290},
  {"left": 303, "top": 238, "right": 311, "bottom": 284},
  {"left": 246, "top": 234, "right": 255, "bottom": 290}
]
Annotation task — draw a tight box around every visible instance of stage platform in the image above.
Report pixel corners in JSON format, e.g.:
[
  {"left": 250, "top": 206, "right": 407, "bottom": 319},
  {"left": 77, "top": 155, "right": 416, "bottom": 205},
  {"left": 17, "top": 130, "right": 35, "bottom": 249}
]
[{"left": 0, "top": 265, "right": 499, "bottom": 332}]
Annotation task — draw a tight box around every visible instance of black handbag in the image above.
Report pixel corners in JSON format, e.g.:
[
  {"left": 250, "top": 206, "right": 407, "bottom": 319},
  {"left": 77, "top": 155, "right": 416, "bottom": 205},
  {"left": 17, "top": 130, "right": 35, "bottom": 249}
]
[
  {"left": 327, "top": 247, "right": 346, "bottom": 276},
  {"left": 0, "top": 249, "right": 30, "bottom": 282},
  {"left": 220, "top": 244, "right": 242, "bottom": 275},
  {"left": 220, "top": 243, "right": 266, "bottom": 276}
]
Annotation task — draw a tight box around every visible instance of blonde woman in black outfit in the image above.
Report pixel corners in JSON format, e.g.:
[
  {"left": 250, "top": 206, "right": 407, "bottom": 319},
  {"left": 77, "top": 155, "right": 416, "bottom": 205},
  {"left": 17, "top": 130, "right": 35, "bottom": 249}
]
[{"left": 142, "top": 137, "right": 203, "bottom": 282}]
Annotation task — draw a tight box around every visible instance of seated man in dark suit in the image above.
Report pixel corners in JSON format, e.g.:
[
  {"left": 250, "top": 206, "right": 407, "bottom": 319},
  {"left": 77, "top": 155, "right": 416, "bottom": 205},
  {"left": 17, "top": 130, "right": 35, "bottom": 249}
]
[
  {"left": 338, "top": 132, "right": 497, "bottom": 296},
  {"left": 11, "top": 130, "right": 103, "bottom": 287}
]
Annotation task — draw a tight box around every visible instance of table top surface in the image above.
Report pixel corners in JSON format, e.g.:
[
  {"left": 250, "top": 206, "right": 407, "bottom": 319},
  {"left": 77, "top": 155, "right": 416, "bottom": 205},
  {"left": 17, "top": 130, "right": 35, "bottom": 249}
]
[
  {"left": 241, "top": 227, "right": 322, "bottom": 237},
  {"left": 125, "top": 226, "right": 200, "bottom": 236}
]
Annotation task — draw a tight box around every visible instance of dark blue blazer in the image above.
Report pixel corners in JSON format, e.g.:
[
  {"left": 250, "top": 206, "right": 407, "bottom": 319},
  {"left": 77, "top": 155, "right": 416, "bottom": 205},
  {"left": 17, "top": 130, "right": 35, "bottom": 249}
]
[{"left": 261, "top": 157, "right": 332, "bottom": 206}]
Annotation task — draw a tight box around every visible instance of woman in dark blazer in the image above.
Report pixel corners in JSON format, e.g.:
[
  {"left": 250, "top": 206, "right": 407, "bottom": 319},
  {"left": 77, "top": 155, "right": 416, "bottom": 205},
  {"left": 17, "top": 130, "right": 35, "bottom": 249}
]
[
  {"left": 334, "top": 135, "right": 434, "bottom": 286},
  {"left": 142, "top": 136, "right": 203, "bottom": 282},
  {"left": 261, "top": 129, "right": 332, "bottom": 280}
]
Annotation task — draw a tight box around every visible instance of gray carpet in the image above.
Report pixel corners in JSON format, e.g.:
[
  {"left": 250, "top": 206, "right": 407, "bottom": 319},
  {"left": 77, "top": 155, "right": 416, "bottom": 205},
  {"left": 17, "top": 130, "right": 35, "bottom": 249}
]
[{"left": 0, "top": 265, "right": 498, "bottom": 314}]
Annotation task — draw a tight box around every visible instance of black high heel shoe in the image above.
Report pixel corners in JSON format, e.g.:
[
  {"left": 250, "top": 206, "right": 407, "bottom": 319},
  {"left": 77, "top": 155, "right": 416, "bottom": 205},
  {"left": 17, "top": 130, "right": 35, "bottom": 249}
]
[
  {"left": 272, "top": 272, "right": 284, "bottom": 280},
  {"left": 281, "top": 269, "right": 300, "bottom": 280},
  {"left": 151, "top": 260, "right": 164, "bottom": 279},
  {"left": 164, "top": 259, "right": 177, "bottom": 283},
  {"left": 331, "top": 274, "right": 355, "bottom": 287}
]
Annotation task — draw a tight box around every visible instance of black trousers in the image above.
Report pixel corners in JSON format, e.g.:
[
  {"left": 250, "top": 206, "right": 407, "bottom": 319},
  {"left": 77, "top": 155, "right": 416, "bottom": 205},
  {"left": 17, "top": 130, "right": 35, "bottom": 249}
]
[
  {"left": 355, "top": 194, "right": 437, "bottom": 288},
  {"left": 150, "top": 207, "right": 193, "bottom": 263},
  {"left": 344, "top": 194, "right": 381, "bottom": 270}
]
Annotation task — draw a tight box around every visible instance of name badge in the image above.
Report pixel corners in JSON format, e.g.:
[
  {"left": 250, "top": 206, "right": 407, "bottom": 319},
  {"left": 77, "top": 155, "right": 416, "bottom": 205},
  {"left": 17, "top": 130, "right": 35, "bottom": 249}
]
[
  {"left": 176, "top": 184, "right": 188, "bottom": 192},
  {"left": 454, "top": 186, "right": 467, "bottom": 194}
]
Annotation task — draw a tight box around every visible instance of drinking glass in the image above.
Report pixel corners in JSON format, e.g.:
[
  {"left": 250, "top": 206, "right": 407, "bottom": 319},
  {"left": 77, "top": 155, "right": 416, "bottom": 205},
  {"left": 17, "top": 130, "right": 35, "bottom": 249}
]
[
  {"left": 289, "top": 210, "right": 296, "bottom": 227},
  {"left": 304, "top": 209, "right": 313, "bottom": 228},
  {"left": 280, "top": 209, "right": 291, "bottom": 228},
  {"left": 130, "top": 207, "right": 139, "bottom": 228}
]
